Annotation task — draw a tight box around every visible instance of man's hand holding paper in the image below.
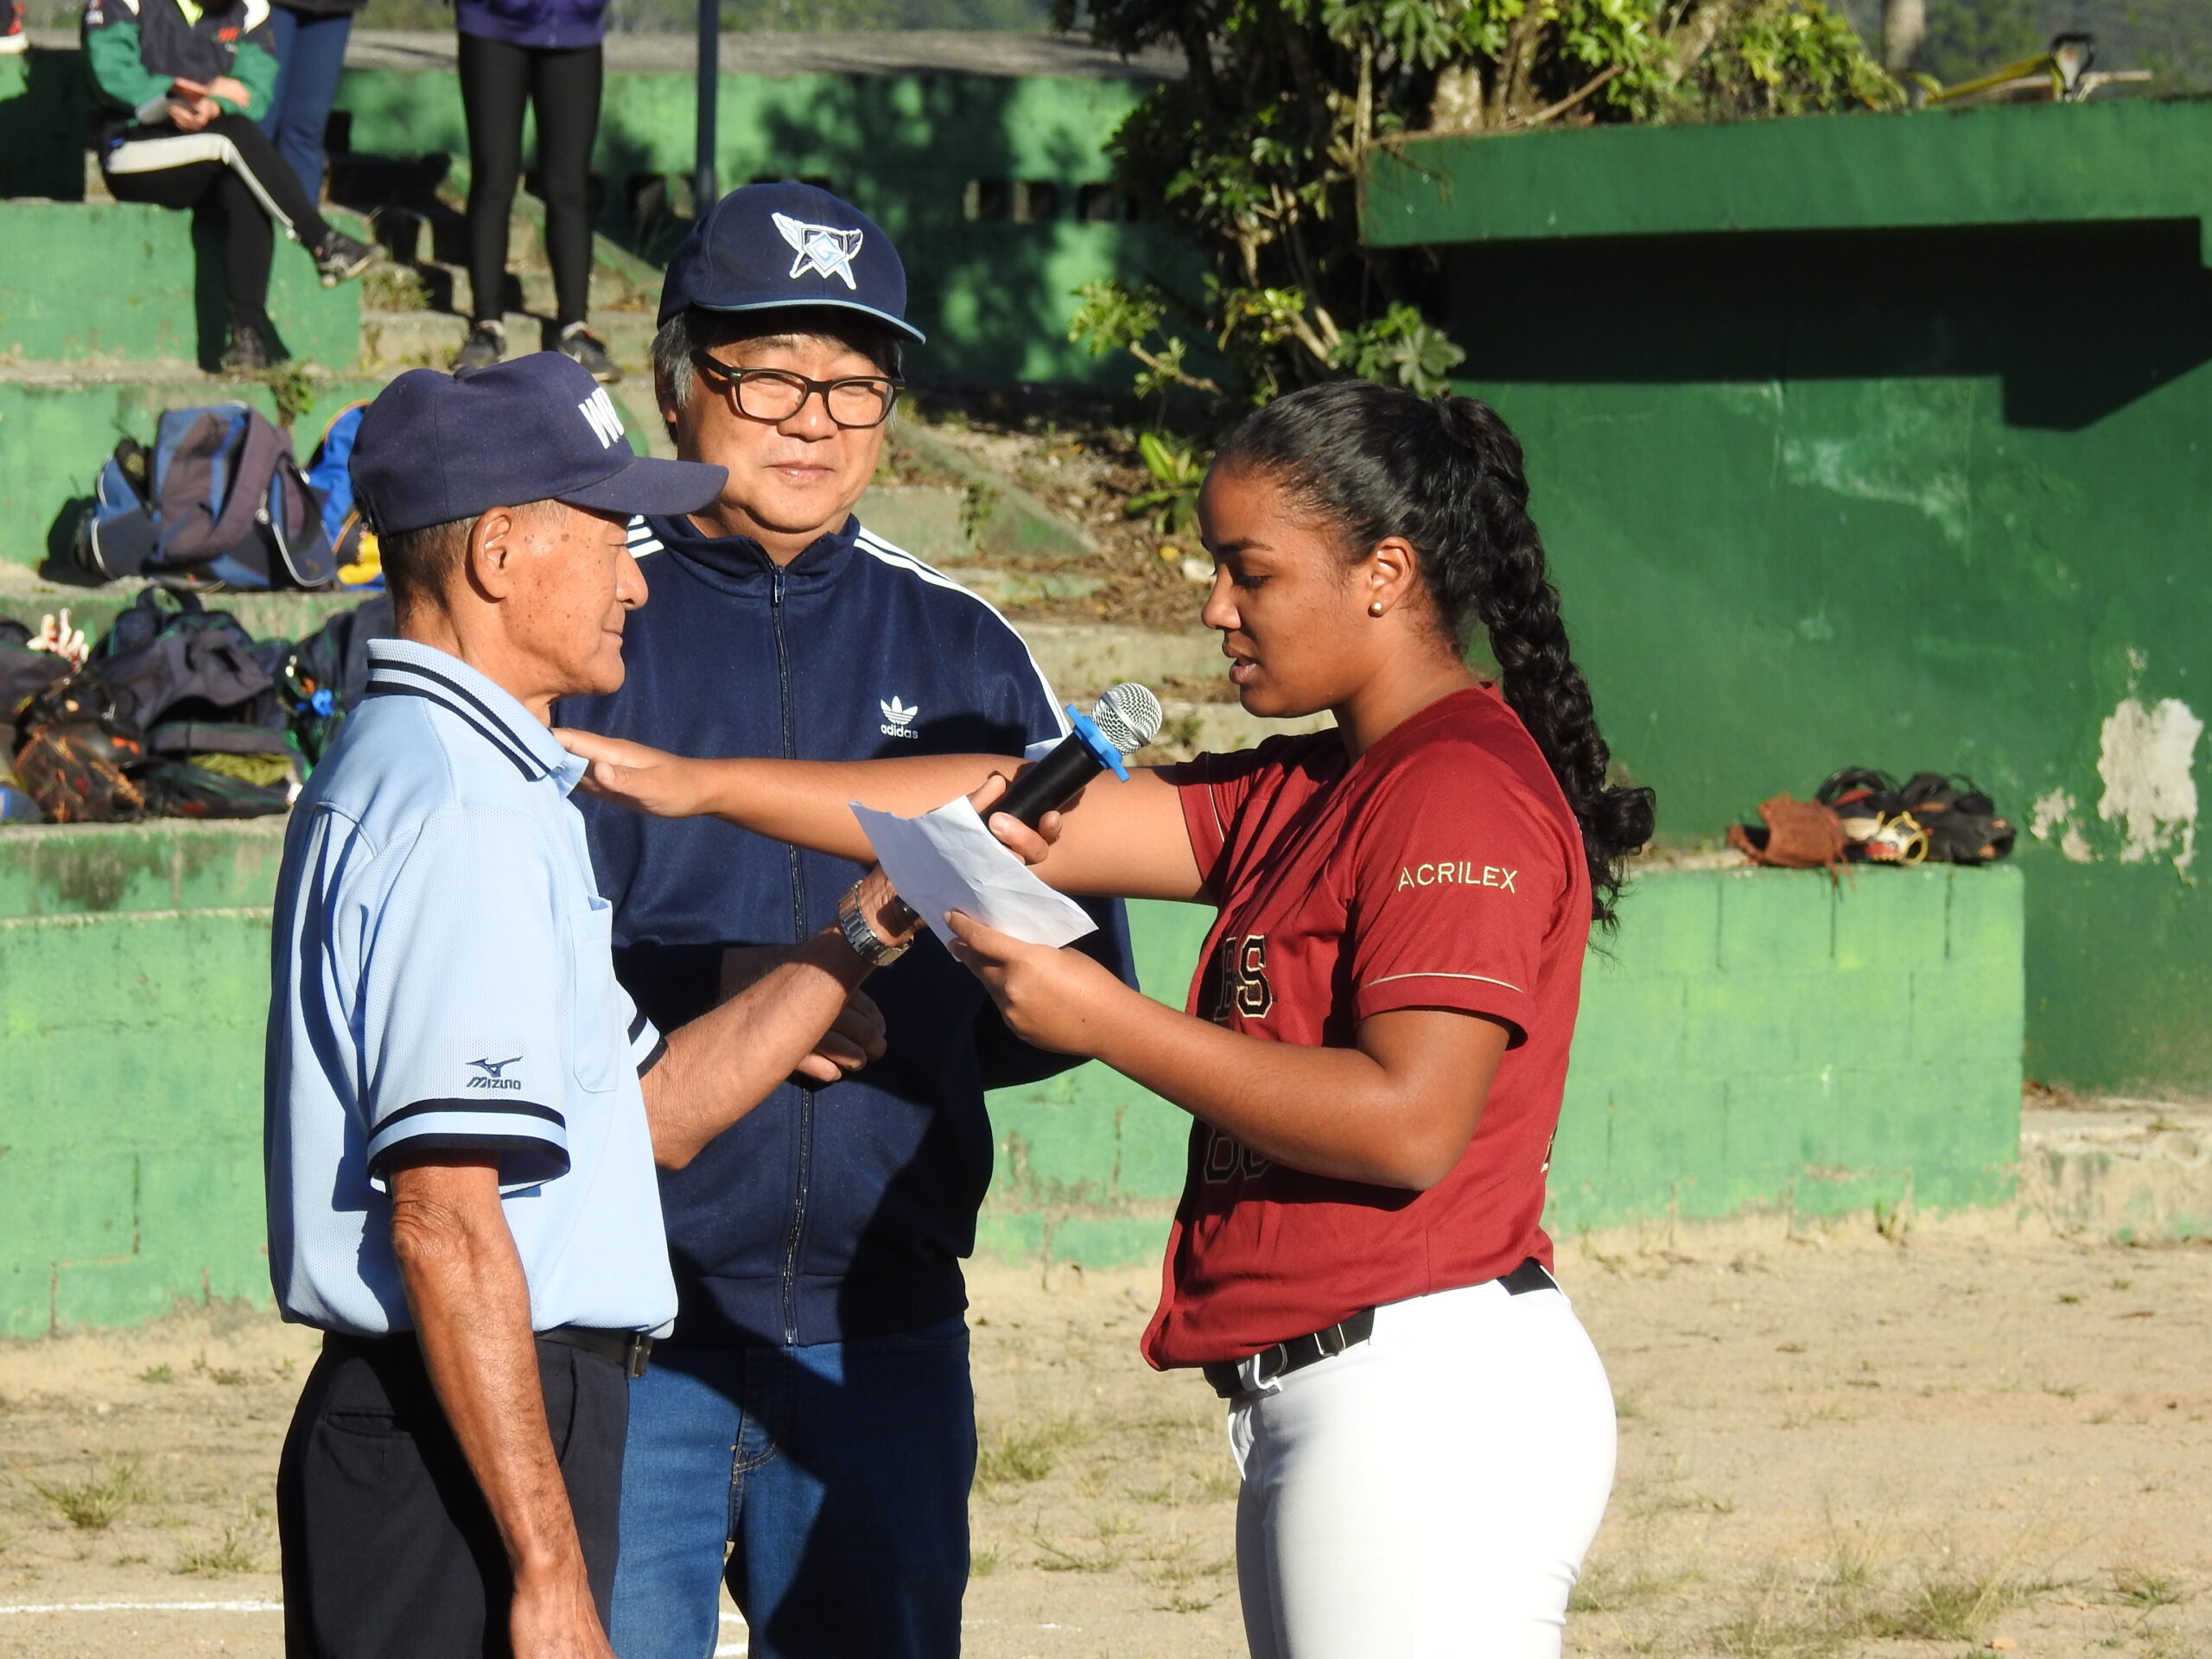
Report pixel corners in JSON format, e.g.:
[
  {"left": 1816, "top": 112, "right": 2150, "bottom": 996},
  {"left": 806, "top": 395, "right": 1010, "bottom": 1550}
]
[{"left": 850, "top": 793, "right": 1097, "bottom": 950}]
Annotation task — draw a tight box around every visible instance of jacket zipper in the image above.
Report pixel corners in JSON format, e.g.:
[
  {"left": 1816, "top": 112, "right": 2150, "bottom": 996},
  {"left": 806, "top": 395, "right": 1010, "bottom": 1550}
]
[{"left": 772, "top": 563, "right": 812, "bottom": 1347}]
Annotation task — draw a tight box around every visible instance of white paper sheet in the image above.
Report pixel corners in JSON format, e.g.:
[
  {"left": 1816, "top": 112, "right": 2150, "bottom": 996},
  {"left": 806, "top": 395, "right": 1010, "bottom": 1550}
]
[{"left": 850, "top": 798, "right": 1098, "bottom": 950}]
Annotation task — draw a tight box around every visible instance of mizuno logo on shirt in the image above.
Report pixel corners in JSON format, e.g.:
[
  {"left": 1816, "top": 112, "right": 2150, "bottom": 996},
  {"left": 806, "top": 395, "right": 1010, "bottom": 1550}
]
[
  {"left": 467, "top": 1054, "right": 524, "bottom": 1090},
  {"left": 1395, "top": 862, "right": 1516, "bottom": 893}
]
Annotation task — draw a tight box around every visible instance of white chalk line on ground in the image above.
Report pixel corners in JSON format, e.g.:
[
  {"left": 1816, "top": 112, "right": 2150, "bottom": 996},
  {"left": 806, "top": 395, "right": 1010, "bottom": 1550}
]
[{"left": 0, "top": 1601, "right": 283, "bottom": 1614}]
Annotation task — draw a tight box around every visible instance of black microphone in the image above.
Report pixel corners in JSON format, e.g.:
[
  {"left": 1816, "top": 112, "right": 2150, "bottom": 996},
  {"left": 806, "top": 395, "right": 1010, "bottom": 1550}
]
[
  {"left": 991, "top": 681, "right": 1165, "bottom": 829},
  {"left": 877, "top": 682, "right": 1164, "bottom": 937}
]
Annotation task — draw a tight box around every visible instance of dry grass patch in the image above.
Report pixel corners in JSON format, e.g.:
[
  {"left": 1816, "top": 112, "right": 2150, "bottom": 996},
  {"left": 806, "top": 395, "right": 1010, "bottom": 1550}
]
[
  {"left": 2111, "top": 1565, "right": 2189, "bottom": 1610},
  {"left": 1700, "top": 1534, "right": 2060, "bottom": 1657},
  {"left": 175, "top": 1521, "right": 262, "bottom": 1576},
  {"left": 976, "top": 1417, "right": 1086, "bottom": 1490},
  {"left": 30, "top": 1460, "right": 143, "bottom": 1531}
]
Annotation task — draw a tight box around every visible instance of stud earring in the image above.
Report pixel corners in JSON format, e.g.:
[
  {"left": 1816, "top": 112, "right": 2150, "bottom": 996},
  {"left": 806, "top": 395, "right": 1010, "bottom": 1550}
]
[{"left": 1368, "top": 600, "right": 1386, "bottom": 617}]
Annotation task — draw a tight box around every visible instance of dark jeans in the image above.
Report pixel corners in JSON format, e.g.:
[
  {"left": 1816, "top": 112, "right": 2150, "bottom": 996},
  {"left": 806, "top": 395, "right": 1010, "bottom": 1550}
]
[
  {"left": 456, "top": 31, "right": 601, "bottom": 328},
  {"left": 101, "top": 111, "right": 332, "bottom": 327},
  {"left": 609, "top": 1314, "right": 976, "bottom": 1659},
  {"left": 259, "top": 5, "right": 353, "bottom": 203},
  {"left": 278, "top": 1332, "right": 629, "bottom": 1659}
]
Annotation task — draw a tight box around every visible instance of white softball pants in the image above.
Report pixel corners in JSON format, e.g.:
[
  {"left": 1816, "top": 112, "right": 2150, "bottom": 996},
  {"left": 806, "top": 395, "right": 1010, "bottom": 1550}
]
[{"left": 1224, "top": 1275, "right": 1618, "bottom": 1659}]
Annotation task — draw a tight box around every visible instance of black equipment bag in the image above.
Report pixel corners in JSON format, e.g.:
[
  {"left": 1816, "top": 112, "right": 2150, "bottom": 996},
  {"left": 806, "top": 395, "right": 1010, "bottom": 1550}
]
[
  {"left": 11, "top": 590, "right": 297, "bottom": 822},
  {"left": 286, "top": 594, "right": 393, "bottom": 763}
]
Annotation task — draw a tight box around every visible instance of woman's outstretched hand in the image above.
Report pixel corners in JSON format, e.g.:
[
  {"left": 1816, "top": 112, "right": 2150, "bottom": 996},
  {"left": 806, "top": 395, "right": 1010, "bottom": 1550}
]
[
  {"left": 555, "top": 728, "right": 711, "bottom": 818},
  {"left": 944, "top": 910, "right": 1126, "bottom": 1056}
]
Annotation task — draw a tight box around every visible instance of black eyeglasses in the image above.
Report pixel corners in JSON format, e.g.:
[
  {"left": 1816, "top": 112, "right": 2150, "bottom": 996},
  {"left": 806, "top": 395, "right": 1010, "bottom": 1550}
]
[{"left": 690, "top": 355, "right": 903, "bottom": 429}]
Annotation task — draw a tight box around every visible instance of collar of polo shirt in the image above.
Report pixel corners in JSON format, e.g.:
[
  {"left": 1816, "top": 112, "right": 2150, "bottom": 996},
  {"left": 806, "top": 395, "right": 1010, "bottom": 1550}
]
[{"left": 362, "top": 639, "right": 588, "bottom": 792}]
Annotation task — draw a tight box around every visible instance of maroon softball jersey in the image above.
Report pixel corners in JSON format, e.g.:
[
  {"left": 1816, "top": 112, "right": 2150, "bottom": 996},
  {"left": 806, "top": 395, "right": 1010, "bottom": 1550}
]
[{"left": 1141, "top": 685, "right": 1592, "bottom": 1370}]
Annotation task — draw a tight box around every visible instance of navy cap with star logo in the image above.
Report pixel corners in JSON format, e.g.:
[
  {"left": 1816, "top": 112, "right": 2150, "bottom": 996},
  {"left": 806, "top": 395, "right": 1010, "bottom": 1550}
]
[
  {"left": 656, "top": 180, "right": 926, "bottom": 345},
  {"left": 350, "top": 352, "right": 728, "bottom": 537}
]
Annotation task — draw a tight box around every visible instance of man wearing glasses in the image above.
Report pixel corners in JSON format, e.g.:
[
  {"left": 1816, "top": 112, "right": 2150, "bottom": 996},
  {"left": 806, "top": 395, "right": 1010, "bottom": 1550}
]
[{"left": 556, "top": 182, "right": 1132, "bottom": 1659}]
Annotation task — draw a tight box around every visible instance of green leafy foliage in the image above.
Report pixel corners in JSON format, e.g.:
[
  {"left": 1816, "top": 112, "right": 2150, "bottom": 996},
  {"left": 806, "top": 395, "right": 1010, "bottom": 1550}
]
[
  {"left": 1918, "top": 0, "right": 2040, "bottom": 86},
  {"left": 1062, "top": 0, "right": 1902, "bottom": 407},
  {"left": 1690, "top": 0, "right": 1904, "bottom": 114},
  {"left": 1330, "top": 303, "right": 1467, "bottom": 394},
  {"left": 297, "top": 0, "right": 1050, "bottom": 31},
  {"left": 1128, "top": 431, "right": 1208, "bottom": 534}
]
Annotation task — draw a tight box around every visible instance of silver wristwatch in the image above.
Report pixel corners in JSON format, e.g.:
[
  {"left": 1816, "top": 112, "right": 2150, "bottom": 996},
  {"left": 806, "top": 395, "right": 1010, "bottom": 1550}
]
[{"left": 837, "top": 886, "right": 912, "bottom": 968}]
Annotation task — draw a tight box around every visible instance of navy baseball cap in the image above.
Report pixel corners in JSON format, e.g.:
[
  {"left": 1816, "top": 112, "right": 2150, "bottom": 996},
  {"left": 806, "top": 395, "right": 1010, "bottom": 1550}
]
[
  {"left": 351, "top": 353, "right": 728, "bottom": 537},
  {"left": 657, "top": 181, "right": 926, "bottom": 344}
]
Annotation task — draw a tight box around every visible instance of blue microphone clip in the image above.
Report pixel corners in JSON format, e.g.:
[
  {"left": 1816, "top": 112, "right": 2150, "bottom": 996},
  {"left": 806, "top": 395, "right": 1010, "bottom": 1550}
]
[{"left": 1066, "top": 705, "right": 1130, "bottom": 781}]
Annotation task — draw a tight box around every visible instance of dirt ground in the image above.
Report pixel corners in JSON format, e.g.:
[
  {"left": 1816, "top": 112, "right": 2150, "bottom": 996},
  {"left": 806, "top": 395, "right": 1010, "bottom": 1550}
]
[{"left": 2, "top": 1211, "right": 2209, "bottom": 1658}]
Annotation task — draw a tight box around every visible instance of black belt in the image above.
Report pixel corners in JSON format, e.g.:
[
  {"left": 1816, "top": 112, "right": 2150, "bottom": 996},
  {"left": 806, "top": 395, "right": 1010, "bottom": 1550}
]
[
  {"left": 1202, "top": 1257, "right": 1556, "bottom": 1400},
  {"left": 329, "top": 1325, "right": 652, "bottom": 1379},
  {"left": 542, "top": 1325, "right": 654, "bottom": 1379}
]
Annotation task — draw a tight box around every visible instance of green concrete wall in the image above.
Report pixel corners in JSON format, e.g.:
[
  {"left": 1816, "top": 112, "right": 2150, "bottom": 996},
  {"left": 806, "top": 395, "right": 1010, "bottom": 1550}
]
[
  {"left": 1362, "top": 101, "right": 2212, "bottom": 1096},
  {"left": 1, "top": 50, "right": 1182, "bottom": 383},
  {"left": 331, "top": 64, "right": 1187, "bottom": 384},
  {"left": 0, "top": 822, "right": 2022, "bottom": 1335},
  {"left": 0, "top": 201, "right": 361, "bottom": 367},
  {"left": 982, "top": 863, "right": 2024, "bottom": 1264},
  {"left": 0, "top": 366, "right": 391, "bottom": 575},
  {"left": 0, "top": 196, "right": 378, "bottom": 577},
  {"left": 0, "top": 823, "right": 288, "bottom": 1337}
]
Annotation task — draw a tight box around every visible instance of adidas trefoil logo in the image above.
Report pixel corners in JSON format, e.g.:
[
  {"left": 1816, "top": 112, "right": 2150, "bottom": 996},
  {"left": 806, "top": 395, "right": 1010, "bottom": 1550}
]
[{"left": 879, "top": 696, "right": 919, "bottom": 740}]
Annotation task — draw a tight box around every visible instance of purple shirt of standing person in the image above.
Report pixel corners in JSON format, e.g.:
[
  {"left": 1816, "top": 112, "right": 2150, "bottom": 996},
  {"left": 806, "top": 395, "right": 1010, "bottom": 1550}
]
[{"left": 455, "top": 0, "right": 605, "bottom": 52}]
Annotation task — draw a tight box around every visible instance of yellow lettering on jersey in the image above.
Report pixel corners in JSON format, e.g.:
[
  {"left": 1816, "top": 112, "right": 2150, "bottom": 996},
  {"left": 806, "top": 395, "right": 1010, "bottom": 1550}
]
[{"left": 1395, "top": 863, "right": 1519, "bottom": 893}]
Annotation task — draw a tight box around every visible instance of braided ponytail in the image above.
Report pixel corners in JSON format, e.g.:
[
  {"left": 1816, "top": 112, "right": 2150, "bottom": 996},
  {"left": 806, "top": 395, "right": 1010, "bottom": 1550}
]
[{"left": 1213, "top": 381, "right": 1656, "bottom": 925}]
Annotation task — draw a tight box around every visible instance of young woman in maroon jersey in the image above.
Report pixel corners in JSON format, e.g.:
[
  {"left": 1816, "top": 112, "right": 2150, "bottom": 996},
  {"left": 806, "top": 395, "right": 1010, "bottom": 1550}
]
[{"left": 560, "top": 379, "right": 1655, "bottom": 1658}]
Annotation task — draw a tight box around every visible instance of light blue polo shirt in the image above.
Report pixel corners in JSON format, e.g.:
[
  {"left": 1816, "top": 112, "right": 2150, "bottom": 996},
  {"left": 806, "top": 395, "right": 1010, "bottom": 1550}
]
[{"left": 264, "top": 639, "right": 677, "bottom": 1338}]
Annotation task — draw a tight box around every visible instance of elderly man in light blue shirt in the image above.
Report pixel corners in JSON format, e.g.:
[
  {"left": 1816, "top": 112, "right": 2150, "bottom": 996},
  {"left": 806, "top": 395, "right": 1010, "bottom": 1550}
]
[{"left": 266, "top": 353, "right": 922, "bottom": 1659}]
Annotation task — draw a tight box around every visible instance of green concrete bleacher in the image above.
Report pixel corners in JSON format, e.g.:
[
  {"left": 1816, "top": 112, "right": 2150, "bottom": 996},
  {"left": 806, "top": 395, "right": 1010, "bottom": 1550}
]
[{"left": 0, "top": 192, "right": 381, "bottom": 606}]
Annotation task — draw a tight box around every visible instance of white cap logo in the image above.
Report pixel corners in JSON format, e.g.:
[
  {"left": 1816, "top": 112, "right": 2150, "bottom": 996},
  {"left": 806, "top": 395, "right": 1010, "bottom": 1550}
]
[
  {"left": 774, "top": 213, "right": 864, "bottom": 291},
  {"left": 578, "top": 387, "right": 625, "bottom": 449}
]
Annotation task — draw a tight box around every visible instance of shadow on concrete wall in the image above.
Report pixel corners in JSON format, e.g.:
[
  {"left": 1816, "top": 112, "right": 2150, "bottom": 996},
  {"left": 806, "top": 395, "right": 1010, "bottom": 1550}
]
[
  {"left": 0, "top": 48, "right": 88, "bottom": 200},
  {"left": 1448, "top": 218, "right": 2212, "bottom": 434}
]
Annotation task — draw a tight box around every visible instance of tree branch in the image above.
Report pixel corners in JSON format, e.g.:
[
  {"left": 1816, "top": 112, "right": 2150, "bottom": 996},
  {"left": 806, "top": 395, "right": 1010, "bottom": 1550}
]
[
  {"left": 1497, "top": 62, "right": 1627, "bottom": 131},
  {"left": 1128, "top": 340, "right": 1224, "bottom": 396}
]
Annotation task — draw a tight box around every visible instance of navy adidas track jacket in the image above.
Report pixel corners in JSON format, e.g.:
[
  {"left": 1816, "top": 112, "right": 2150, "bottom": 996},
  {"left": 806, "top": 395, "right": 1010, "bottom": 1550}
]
[{"left": 559, "top": 512, "right": 1134, "bottom": 1350}]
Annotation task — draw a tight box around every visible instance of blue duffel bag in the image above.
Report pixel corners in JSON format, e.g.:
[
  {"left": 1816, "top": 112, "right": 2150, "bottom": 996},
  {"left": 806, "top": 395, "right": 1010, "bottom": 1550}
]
[{"left": 73, "top": 402, "right": 337, "bottom": 591}]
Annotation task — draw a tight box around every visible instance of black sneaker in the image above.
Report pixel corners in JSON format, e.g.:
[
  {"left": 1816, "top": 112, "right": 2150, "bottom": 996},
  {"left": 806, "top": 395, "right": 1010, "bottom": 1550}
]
[
  {"left": 1900, "top": 772, "right": 2018, "bottom": 865},
  {"left": 452, "top": 321, "right": 505, "bottom": 372},
  {"left": 556, "top": 323, "right": 621, "bottom": 384},
  {"left": 221, "top": 316, "right": 283, "bottom": 374},
  {"left": 314, "top": 229, "right": 377, "bottom": 288}
]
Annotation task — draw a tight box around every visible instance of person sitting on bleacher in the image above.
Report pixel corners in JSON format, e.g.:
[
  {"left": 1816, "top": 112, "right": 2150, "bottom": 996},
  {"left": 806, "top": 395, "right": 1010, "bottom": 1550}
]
[{"left": 81, "top": 0, "right": 376, "bottom": 372}]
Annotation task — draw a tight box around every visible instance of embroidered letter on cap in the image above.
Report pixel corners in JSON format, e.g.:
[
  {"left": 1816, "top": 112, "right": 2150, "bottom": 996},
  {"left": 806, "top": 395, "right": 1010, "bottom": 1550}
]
[
  {"left": 578, "top": 387, "right": 625, "bottom": 449},
  {"left": 773, "top": 213, "right": 865, "bottom": 290}
]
